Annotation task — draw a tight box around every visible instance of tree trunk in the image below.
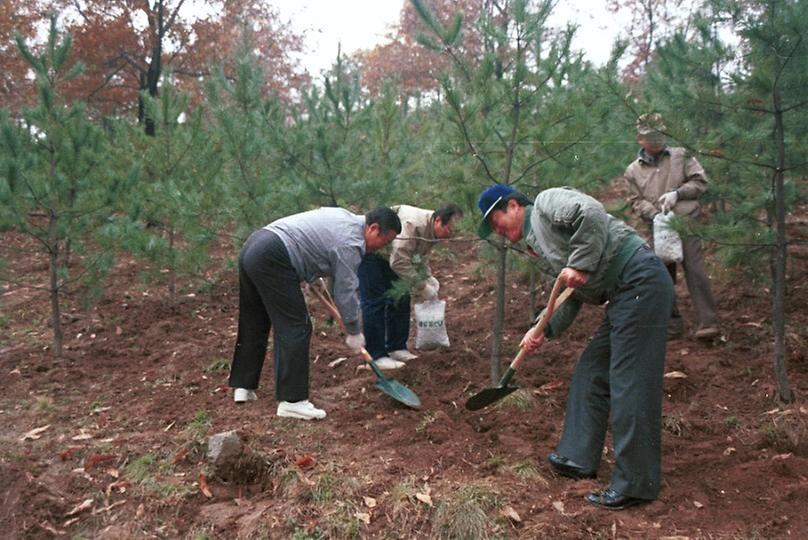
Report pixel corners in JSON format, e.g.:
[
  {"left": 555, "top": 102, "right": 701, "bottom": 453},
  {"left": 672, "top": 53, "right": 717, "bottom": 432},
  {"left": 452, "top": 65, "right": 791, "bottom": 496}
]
[
  {"left": 771, "top": 88, "right": 792, "bottom": 402},
  {"left": 48, "top": 211, "right": 63, "bottom": 358},
  {"left": 490, "top": 239, "right": 506, "bottom": 383},
  {"left": 138, "top": 71, "right": 146, "bottom": 127},
  {"left": 168, "top": 225, "right": 176, "bottom": 298}
]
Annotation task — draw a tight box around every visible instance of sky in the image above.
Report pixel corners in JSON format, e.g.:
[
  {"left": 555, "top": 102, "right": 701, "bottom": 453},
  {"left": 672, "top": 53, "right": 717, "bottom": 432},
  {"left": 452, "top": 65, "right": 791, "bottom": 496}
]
[{"left": 268, "top": 0, "right": 632, "bottom": 76}]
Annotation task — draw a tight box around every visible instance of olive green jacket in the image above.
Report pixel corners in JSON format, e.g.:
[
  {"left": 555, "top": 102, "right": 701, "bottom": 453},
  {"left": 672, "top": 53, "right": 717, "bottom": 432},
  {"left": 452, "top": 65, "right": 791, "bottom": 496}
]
[{"left": 525, "top": 188, "right": 645, "bottom": 337}]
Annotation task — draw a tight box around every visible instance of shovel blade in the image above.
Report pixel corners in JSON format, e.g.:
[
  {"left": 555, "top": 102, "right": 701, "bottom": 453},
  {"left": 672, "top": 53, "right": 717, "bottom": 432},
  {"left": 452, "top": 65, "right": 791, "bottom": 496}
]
[
  {"left": 375, "top": 378, "right": 422, "bottom": 409},
  {"left": 368, "top": 360, "right": 421, "bottom": 409},
  {"left": 464, "top": 385, "right": 519, "bottom": 411}
]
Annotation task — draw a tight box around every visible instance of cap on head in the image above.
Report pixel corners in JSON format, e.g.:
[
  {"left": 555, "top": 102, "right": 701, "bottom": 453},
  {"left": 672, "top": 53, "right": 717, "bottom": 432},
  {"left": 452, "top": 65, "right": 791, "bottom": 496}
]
[
  {"left": 477, "top": 184, "right": 515, "bottom": 238},
  {"left": 636, "top": 113, "right": 666, "bottom": 135}
]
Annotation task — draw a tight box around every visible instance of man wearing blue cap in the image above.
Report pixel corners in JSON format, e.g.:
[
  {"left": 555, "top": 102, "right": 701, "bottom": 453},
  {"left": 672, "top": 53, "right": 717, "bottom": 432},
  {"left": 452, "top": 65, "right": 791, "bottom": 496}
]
[{"left": 477, "top": 184, "right": 673, "bottom": 510}]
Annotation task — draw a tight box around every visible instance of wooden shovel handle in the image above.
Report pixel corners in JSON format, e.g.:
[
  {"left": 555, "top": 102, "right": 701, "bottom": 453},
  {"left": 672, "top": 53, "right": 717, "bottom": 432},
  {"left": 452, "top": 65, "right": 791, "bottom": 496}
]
[
  {"left": 309, "top": 281, "right": 374, "bottom": 363},
  {"left": 508, "top": 275, "right": 575, "bottom": 372}
]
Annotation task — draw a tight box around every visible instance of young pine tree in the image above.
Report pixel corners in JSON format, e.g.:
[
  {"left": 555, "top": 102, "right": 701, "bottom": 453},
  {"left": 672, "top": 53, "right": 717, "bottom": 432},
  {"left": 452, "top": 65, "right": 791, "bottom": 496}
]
[
  {"left": 412, "top": 0, "right": 603, "bottom": 381},
  {"left": 206, "top": 30, "right": 298, "bottom": 245},
  {"left": 0, "top": 15, "right": 134, "bottom": 357},
  {"left": 121, "top": 75, "right": 224, "bottom": 297}
]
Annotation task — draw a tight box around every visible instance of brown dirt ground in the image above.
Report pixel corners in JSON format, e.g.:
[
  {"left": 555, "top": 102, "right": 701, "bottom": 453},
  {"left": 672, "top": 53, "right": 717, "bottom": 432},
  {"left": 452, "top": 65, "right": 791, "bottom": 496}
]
[{"left": 1, "top": 219, "right": 807, "bottom": 539}]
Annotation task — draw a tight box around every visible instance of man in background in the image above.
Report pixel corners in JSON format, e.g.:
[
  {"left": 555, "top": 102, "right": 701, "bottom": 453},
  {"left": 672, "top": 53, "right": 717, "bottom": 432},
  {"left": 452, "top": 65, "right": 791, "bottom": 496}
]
[{"left": 623, "top": 113, "right": 720, "bottom": 340}]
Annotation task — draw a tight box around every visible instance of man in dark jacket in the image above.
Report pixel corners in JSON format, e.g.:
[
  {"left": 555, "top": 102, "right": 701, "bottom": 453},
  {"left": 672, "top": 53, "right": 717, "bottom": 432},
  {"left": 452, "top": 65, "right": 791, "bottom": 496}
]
[
  {"left": 478, "top": 184, "right": 673, "bottom": 510},
  {"left": 229, "top": 207, "right": 401, "bottom": 420}
]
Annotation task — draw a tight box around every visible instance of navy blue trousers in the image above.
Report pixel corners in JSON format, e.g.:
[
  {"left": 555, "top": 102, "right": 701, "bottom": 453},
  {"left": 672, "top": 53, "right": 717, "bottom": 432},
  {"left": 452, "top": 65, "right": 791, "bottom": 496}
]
[
  {"left": 556, "top": 245, "right": 673, "bottom": 500},
  {"left": 229, "top": 229, "right": 311, "bottom": 402},
  {"left": 357, "top": 253, "right": 410, "bottom": 359}
]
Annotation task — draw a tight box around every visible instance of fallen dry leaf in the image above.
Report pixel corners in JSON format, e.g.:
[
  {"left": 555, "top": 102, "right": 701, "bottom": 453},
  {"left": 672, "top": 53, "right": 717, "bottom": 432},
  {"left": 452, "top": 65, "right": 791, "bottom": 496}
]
[
  {"left": 693, "top": 500, "right": 704, "bottom": 509},
  {"left": 363, "top": 496, "right": 377, "bottom": 508},
  {"left": 38, "top": 522, "right": 65, "bottom": 536},
  {"left": 65, "top": 498, "right": 93, "bottom": 517},
  {"left": 173, "top": 447, "right": 189, "bottom": 465},
  {"left": 415, "top": 492, "right": 433, "bottom": 506},
  {"left": 198, "top": 472, "right": 213, "bottom": 498},
  {"left": 20, "top": 425, "right": 51, "bottom": 441},
  {"left": 328, "top": 357, "right": 347, "bottom": 368},
  {"left": 552, "top": 500, "right": 565, "bottom": 514},
  {"left": 295, "top": 454, "right": 316, "bottom": 469},
  {"left": 723, "top": 447, "right": 736, "bottom": 456},
  {"left": 500, "top": 505, "right": 522, "bottom": 523},
  {"left": 539, "top": 380, "right": 565, "bottom": 392},
  {"left": 106, "top": 480, "right": 130, "bottom": 496},
  {"left": 84, "top": 454, "right": 116, "bottom": 471},
  {"left": 92, "top": 500, "right": 126, "bottom": 515},
  {"left": 355, "top": 511, "right": 371, "bottom": 524}
]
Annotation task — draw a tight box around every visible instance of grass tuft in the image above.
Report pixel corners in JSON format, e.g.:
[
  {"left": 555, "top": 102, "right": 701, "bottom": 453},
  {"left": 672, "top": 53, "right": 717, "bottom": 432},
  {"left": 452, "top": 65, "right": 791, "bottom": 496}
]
[
  {"left": 432, "top": 483, "right": 500, "bottom": 539},
  {"left": 497, "top": 389, "right": 535, "bottom": 410}
]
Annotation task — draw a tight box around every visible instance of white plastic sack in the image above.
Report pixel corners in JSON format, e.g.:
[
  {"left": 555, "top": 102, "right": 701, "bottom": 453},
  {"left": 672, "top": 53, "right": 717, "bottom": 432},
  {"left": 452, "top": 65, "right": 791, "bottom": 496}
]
[
  {"left": 414, "top": 300, "right": 450, "bottom": 350},
  {"left": 653, "top": 212, "right": 684, "bottom": 264}
]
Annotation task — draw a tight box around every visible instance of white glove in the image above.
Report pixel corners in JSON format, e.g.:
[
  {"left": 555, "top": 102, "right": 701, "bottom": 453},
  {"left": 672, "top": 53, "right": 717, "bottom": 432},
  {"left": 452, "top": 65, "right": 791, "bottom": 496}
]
[
  {"left": 345, "top": 333, "right": 365, "bottom": 354},
  {"left": 423, "top": 276, "right": 439, "bottom": 300},
  {"left": 658, "top": 190, "right": 678, "bottom": 213}
]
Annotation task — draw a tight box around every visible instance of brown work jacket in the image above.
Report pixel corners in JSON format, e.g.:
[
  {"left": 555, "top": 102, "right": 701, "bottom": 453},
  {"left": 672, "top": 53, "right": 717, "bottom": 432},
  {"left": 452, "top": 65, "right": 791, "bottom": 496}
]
[{"left": 623, "top": 146, "right": 708, "bottom": 221}]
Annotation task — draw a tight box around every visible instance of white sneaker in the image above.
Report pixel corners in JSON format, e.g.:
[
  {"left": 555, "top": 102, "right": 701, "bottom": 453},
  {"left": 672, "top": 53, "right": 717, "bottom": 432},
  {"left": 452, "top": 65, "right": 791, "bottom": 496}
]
[
  {"left": 389, "top": 349, "right": 418, "bottom": 362},
  {"left": 233, "top": 388, "right": 257, "bottom": 403},
  {"left": 277, "top": 400, "right": 326, "bottom": 420},
  {"left": 373, "top": 357, "right": 405, "bottom": 370}
]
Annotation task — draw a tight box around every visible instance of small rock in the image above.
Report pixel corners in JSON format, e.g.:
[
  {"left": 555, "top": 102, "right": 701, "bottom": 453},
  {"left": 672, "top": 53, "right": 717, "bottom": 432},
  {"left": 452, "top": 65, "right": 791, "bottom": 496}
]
[{"left": 207, "top": 430, "right": 243, "bottom": 468}]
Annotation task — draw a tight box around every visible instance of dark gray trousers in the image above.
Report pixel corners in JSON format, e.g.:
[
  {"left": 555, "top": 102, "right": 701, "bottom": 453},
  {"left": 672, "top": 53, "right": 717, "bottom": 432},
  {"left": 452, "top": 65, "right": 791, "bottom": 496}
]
[
  {"left": 556, "top": 246, "right": 673, "bottom": 500},
  {"left": 229, "top": 229, "right": 312, "bottom": 402}
]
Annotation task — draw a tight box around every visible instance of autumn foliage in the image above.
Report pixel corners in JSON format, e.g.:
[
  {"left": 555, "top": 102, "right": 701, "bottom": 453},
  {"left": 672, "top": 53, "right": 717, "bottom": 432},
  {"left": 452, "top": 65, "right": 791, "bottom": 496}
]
[
  {"left": 358, "top": 0, "right": 482, "bottom": 97},
  {"left": 1, "top": 0, "right": 307, "bottom": 119}
]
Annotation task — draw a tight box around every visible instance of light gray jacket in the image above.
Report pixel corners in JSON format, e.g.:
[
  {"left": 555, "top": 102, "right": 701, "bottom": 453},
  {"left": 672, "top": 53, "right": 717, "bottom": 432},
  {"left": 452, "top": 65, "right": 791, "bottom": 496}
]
[{"left": 265, "top": 207, "right": 365, "bottom": 334}]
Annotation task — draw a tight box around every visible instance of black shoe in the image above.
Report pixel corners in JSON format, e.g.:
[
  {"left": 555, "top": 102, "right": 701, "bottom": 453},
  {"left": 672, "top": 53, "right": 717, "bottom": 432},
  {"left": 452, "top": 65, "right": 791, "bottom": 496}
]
[
  {"left": 585, "top": 488, "right": 650, "bottom": 510},
  {"left": 547, "top": 453, "right": 596, "bottom": 480}
]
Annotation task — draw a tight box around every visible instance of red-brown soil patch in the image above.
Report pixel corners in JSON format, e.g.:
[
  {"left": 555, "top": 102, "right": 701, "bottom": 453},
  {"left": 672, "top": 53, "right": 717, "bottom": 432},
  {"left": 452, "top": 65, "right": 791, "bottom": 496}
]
[{"left": 1, "top": 227, "right": 807, "bottom": 538}]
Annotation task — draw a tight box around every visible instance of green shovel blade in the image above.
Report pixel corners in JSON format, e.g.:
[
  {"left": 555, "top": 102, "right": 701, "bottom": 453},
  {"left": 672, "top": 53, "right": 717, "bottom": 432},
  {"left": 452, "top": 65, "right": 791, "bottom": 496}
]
[{"left": 369, "top": 361, "right": 421, "bottom": 409}]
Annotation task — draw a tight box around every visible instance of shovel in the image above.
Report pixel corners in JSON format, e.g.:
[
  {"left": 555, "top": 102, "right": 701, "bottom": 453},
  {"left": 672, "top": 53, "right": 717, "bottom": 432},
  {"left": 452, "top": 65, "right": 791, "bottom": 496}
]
[
  {"left": 465, "top": 275, "right": 574, "bottom": 411},
  {"left": 310, "top": 281, "right": 421, "bottom": 410}
]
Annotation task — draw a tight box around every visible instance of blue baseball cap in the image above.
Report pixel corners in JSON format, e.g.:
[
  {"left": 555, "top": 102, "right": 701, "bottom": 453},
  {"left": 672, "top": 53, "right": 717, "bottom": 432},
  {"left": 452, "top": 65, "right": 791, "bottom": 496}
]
[{"left": 477, "top": 184, "right": 515, "bottom": 238}]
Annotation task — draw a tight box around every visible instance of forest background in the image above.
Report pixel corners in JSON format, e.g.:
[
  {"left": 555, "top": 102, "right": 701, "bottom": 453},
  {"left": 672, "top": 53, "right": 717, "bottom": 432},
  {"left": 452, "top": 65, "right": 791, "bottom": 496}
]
[{"left": 1, "top": 0, "right": 806, "bottom": 399}]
